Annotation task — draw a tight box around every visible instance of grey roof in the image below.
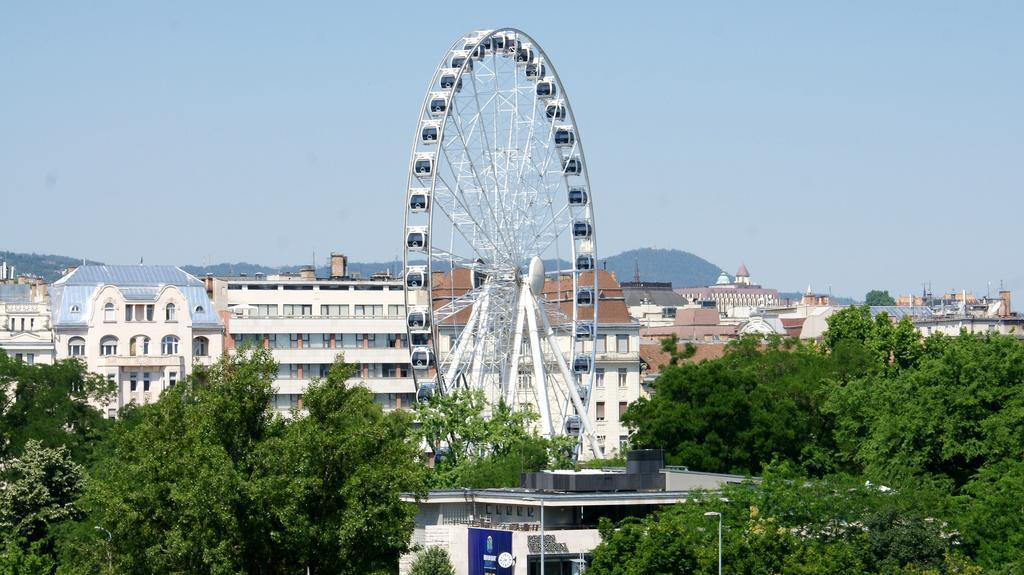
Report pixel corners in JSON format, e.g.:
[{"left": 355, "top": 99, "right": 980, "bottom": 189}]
[
  {"left": 50, "top": 265, "right": 220, "bottom": 328},
  {"left": 0, "top": 285, "right": 31, "bottom": 303},
  {"left": 870, "top": 306, "right": 934, "bottom": 320},
  {"left": 623, "top": 285, "right": 688, "bottom": 307}
]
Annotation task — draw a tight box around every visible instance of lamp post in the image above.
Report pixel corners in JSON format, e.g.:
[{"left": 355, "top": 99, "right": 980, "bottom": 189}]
[
  {"left": 94, "top": 526, "right": 112, "bottom": 572},
  {"left": 703, "top": 512, "right": 721, "bottom": 575}
]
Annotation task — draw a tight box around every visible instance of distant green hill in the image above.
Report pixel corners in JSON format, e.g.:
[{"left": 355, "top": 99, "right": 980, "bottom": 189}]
[
  {"left": 0, "top": 251, "right": 102, "bottom": 281},
  {"left": 603, "top": 248, "right": 723, "bottom": 288}
]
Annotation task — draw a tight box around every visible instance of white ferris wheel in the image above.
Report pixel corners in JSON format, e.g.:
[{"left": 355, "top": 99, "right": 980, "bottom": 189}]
[{"left": 403, "top": 28, "right": 603, "bottom": 458}]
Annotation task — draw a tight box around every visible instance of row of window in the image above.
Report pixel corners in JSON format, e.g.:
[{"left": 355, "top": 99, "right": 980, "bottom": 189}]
[
  {"left": 70, "top": 335, "right": 209, "bottom": 357},
  {"left": 275, "top": 363, "right": 411, "bottom": 379},
  {"left": 594, "top": 368, "right": 630, "bottom": 388},
  {"left": 5, "top": 317, "right": 39, "bottom": 331},
  {"left": 594, "top": 401, "right": 629, "bottom": 421},
  {"left": 123, "top": 370, "right": 179, "bottom": 392},
  {"left": 99, "top": 302, "right": 203, "bottom": 323},
  {"left": 232, "top": 333, "right": 405, "bottom": 349},
  {"left": 243, "top": 304, "right": 405, "bottom": 318},
  {"left": 269, "top": 392, "right": 414, "bottom": 412}
]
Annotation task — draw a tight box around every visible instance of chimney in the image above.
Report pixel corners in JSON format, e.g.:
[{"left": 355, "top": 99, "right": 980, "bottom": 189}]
[
  {"left": 330, "top": 253, "right": 348, "bottom": 279},
  {"left": 999, "top": 290, "right": 1012, "bottom": 317},
  {"left": 299, "top": 266, "right": 316, "bottom": 280},
  {"left": 204, "top": 274, "right": 214, "bottom": 296}
]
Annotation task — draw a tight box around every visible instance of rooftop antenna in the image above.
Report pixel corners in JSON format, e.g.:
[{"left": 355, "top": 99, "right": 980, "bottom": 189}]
[{"left": 633, "top": 259, "right": 640, "bottom": 283}]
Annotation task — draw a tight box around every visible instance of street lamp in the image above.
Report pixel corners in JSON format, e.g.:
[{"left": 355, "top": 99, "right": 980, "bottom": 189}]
[
  {"left": 94, "top": 526, "right": 112, "bottom": 572},
  {"left": 703, "top": 512, "right": 722, "bottom": 575}
]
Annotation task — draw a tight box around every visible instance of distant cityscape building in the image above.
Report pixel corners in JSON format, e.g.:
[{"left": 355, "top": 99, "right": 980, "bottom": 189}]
[
  {"left": 0, "top": 261, "right": 15, "bottom": 281},
  {"left": 0, "top": 282, "right": 54, "bottom": 365},
  {"left": 207, "top": 253, "right": 416, "bottom": 414},
  {"left": 621, "top": 280, "right": 688, "bottom": 329},
  {"left": 674, "top": 263, "right": 779, "bottom": 316},
  {"left": 49, "top": 265, "right": 224, "bottom": 417}
]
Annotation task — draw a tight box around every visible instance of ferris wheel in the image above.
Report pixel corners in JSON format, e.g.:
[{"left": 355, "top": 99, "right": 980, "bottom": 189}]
[{"left": 403, "top": 28, "right": 602, "bottom": 458}]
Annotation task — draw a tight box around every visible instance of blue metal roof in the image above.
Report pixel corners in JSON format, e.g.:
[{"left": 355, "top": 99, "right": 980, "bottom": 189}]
[
  {"left": 0, "top": 285, "right": 31, "bottom": 303},
  {"left": 54, "top": 265, "right": 203, "bottom": 287},
  {"left": 50, "top": 266, "right": 220, "bottom": 328}
]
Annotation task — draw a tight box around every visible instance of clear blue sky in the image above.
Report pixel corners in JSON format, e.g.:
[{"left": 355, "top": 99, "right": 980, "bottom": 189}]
[{"left": 2, "top": 1, "right": 1022, "bottom": 302}]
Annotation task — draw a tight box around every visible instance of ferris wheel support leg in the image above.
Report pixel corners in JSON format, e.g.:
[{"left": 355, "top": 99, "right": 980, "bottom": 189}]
[
  {"left": 442, "top": 290, "right": 485, "bottom": 393},
  {"left": 467, "top": 286, "right": 494, "bottom": 394},
  {"left": 523, "top": 291, "right": 554, "bottom": 438},
  {"left": 504, "top": 284, "right": 528, "bottom": 406},
  {"left": 536, "top": 297, "right": 605, "bottom": 460}
]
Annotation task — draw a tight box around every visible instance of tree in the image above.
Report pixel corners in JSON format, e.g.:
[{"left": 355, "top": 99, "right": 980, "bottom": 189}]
[
  {"left": 413, "top": 389, "right": 572, "bottom": 488},
  {"left": 865, "top": 290, "right": 896, "bottom": 306},
  {"left": 0, "top": 440, "right": 85, "bottom": 571},
  {"left": 409, "top": 546, "right": 456, "bottom": 575},
  {"left": 61, "top": 349, "right": 424, "bottom": 574},
  {"left": 623, "top": 336, "right": 838, "bottom": 476},
  {"left": 957, "top": 459, "right": 1024, "bottom": 570},
  {"left": 0, "top": 353, "right": 114, "bottom": 468}
]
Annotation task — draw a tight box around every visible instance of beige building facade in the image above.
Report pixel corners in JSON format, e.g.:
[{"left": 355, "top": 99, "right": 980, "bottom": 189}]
[
  {"left": 50, "top": 266, "right": 223, "bottom": 417},
  {"left": 0, "top": 283, "right": 54, "bottom": 365}
]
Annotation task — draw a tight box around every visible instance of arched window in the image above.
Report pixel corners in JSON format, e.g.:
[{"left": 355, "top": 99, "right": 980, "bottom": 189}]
[
  {"left": 161, "top": 335, "right": 179, "bottom": 355},
  {"left": 193, "top": 336, "right": 209, "bottom": 357},
  {"left": 129, "top": 335, "right": 150, "bottom": 356},
  {"left": 69, "top": 304, "right": 81, "bottom": 314},
  {"left": 194, "top": 305, "right": 205, "bottom": 314},
  {"left": 103, "top": 302, "right": 115, "bottom": 322},
  {"left": 100, "top": 336, "right": 118, "bottom": 356},
  {"left": 166, "top": 303, "right": 176, "bottom": 321},
  {"left": 68, "top": 337, "right": 86, "bottom": 357}
]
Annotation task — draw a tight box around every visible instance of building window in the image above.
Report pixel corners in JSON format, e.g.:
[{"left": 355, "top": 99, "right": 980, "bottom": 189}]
[
  {"left": 254, "top": 304, "right": 278, "bottom": 317},
  {"left": 168, "top": 371, "right": 178, "bottom": 387},
  {"left": 616, "top": 334, "right": 630, "bottom": 353},
  {"left": 129, "top": 335, "right": 150, "bottom": 356},
  {"left": 595, "top": 368, "right": 605, "bottom": 388},
  {"left": 161, "top": 335, "right": 179, "bottom": 355},
  {"left": 68, "top": 337, "right": 86, "bottom": 357},
  {"left": 618, "top": 368, "right": 628, "bottom": 388},
  {"left": 104, "top": 303, "right": 115, "bottom": 322},
  {"left": 166, "top": 303, "right": 176, "bottom": 321},
  {"left": 388, "top": 304, "right": 405, "bottom": 317},
  {"left": 596, "top": 401, "right": 605, "bottom": 421},
  {"left": 320, "top": 304, "right": 348, "bottom": 316},
  {"left": 143, "top": 372, "right": 151, "bottom": 392},
  {"left": 309, "top": 334, "right": 328, "bottom": 349},
  {"left": 388, "top": 333, "right": 401, "bottom": 348},
  {"left": 618, "top": 401, "right": 628, "bottom": 419},
  {"left": 193, "top": 336, "right": 209, "bottom": 356},
  {"left": 595, "top": 335, "right": 606, "bottom": 354},
  {"left": 354, "top": 304, "right": 384, "bottom": 317},
  {"left": 26, "top": 353, "right": 34, "bottom": 365},
  {"left": 597, "top": 435, "right": 606, "bottom": 450},
  {"left": 283, "top": 304, "right": 312, "bottom": 317},
  {"left": 130, "top": 372, "right": 138, "bottom": 392},
  {"left": 619, "top": 435, "right": 629, "bottom": 451},
  {"left": 100, "top": 336, "right": 118, "bottom": 356},
  {"left": 69, "top": 304, "right": 81, "bottom": 314},
  {"left": 194, "top": 305, "right": 205, "bottom": 314}
]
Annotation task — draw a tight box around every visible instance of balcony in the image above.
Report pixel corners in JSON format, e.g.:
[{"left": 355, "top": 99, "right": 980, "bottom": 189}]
[{"left": 98, "top": 354, "right": 186, "bottom": 368}]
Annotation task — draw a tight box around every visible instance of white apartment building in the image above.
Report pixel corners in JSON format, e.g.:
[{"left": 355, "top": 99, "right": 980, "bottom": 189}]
[
  {"left": 209, "top": 255, "right": 414, "bottom": 413},
  {"left": 0, "top": 283, "right": 54, "bottom": 365},
  {"left": 50, "top": 265, "right": 224, "bottom": 417}
]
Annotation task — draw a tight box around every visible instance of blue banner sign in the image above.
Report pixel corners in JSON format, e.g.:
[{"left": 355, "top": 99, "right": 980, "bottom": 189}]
[{"left": 468, "top": 527, "right": 514, "bottom": 575}]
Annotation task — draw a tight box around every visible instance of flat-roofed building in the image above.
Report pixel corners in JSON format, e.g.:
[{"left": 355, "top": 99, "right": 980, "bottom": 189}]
[
  {"left": 50, "top": 265, "right": 224, "bottom": 417},
  {"left": 210, "top": 257, "right": 414, "bottom": 413}
]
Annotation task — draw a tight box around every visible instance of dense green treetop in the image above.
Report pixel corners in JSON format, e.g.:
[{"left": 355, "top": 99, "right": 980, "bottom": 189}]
[{"left": 865, "top": 290, "right": 897, "bottom": 306}]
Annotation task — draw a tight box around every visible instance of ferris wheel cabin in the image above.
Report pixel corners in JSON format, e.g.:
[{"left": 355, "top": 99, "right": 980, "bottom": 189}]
[
  {"left": 429, "top": 93, "right": 448, "bottom": 116},
  {"left": 413, "top": 153, "right": 435, "bottom": 178},
  {"left": 416, "top": 381, "right": 436, "bottom": 402},
  {"left": 407, "top": 308, "right": 431, "bottom": 332},
  {"left": 450, "top": 50, "right": 473, "bottom": 70},
  {"left": 526, "top": 62, "right": 546, "bottom": 79},
  {"left": 546, "top": 101, "right": 567, "bottom": 120},
  {"left": 406, "top": 227, "right": 428, "bottom": 251},
  {"left": 575, "top": 321, "right": 594, "bottom": 340},
  {"left": 564, "top": 415, "right": 582, "bottom": 436},
  {"left": 516, "top": 44, "right": 535, "bottom": 64},
  {"left": 572, "top": 221, "right": 593, "bottom": 239},
  {"left": 576, "top": 288, "right": 595, "bottom": 306},
  {"left": 555, "top": 126, "right": 576, "bottom": 146},
  {"left": 421, "top": 122, "right": 440, "bottom": 144},
  {"left": 439, "top": 70, "right": 462, "bottom": 92},
  {"left": 568, "top": 187, "right": 589, "bottom": 205},
  {"left": 410, "top": 346, "right": 434, "bottom": 369},
  {"left": 409, "top": 189, "right": 430, "bottom": 212},
  {"left": 405, "top": 267, "right": 427, "bottom": 290},
  {"left": 563, "top": 156, "right": 583, "bottom": 175},
  {"left": 573, "top": 354, "right": 593, "bottom": 374},
  {"left": 536, "top": 79, "right": 557, "bottom": 98},
  {"left": 576, "top": 254, "right": 595, "bottom": 271}
]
